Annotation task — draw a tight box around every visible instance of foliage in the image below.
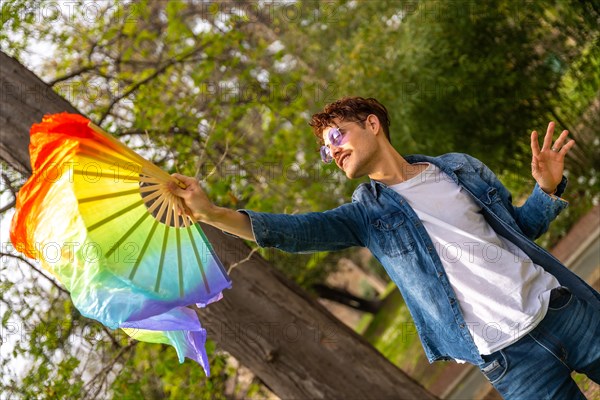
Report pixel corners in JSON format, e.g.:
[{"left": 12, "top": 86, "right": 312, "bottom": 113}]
[
  {"left": 1, "top": 0, "right": 598, "bottom": 398},
  {"left": 0, "top": 242, "right": 125, "bottom": 399}
]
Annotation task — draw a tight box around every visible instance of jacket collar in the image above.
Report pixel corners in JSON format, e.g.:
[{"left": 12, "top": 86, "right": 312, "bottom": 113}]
[{"left": 367, "top": 153, "right": 465, "bottom": 196}]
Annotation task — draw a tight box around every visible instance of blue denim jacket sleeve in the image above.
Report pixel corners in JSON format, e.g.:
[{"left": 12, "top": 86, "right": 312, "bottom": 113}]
[
  {"left": 237, "top": 202, "right": 370, "bottom": 253},
  {"left": 464, "top": 154, "right": 568, "bottom": 240}
]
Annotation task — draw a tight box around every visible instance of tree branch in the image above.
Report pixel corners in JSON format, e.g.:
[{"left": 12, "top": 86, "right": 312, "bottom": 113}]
[
  {"left": 82, "top": 340, "right": 137, "bottom": 399},
  {"left": 97, "top": 45, "right": 206, "bottom": 125},
  {"left": 0, "top": 252, "right": 68, "bottom": 295},
  {"left": 0, "top": 200, "right": 15, "bottom": 214},
  {"left": 227, "top": 247, "right": 259, "bottom": 274},
  {"left": 1, "top": 172, "right": 17, "bottom": 192},
  {"left": 48, "top": 65, "right": 100, "bottom": 86}
]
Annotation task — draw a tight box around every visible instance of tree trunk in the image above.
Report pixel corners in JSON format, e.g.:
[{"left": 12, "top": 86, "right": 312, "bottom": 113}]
[
  {"left": 0, "top": 53, "right": 82, "bottom": 174},
  {"left": 0, "top": 51, "right": 437, "bottom": 400}
]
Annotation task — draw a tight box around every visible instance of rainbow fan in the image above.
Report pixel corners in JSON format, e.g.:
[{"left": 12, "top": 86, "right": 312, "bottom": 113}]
[{"left": 10, "top": 113, "right": 231, "bottom": 375}]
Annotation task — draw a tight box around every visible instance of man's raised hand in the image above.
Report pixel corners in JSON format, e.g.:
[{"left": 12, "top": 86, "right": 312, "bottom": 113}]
[{"left": 530, "top": 121, "right": 575, "bottom": 194}]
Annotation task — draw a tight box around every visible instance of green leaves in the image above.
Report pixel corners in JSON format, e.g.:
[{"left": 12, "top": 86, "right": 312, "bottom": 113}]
[{"left": 1, "top": 0, "right": 598, "bottom": 397}]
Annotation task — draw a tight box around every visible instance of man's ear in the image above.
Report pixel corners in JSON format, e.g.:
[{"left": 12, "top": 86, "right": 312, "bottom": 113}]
[{"left": 366, "top": 114, "right": 380, "bottom": 135}]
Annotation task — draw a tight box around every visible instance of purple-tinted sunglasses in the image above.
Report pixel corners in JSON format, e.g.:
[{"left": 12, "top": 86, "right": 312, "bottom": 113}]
[{"left": 320, "top": 126, "right": 349, "bottom": 163}]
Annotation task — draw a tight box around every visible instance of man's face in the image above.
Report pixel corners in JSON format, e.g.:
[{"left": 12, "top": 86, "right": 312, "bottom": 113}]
[{"left": 322, "top": 118, "right": 376, "bottom": 179}]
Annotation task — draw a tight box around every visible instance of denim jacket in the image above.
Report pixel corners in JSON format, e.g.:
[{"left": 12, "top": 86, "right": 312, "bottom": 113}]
[{"left": 240, "top": 153, "right": 600, "bottom": 365}]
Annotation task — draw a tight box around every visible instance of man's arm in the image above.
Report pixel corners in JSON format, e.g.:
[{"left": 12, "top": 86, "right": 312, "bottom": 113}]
[
  {"left": 168, "top": 173, "right": 255, "bottom": 241},
  {"left": 474, "top": 158, "right": 568, "bottom": 240},
  {"left": 236, "top": 204, "right": 368, "bottom": 252},
  {"left": 469, "top": 122, "right": 574, "bottom": 240},
  {"left": 168, "top": 173, "right": 369, "bottom": 252}
]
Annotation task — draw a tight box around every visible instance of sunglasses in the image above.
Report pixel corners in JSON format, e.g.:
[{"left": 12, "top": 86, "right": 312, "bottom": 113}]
[{"left": 320, "top": 125, "right": 350, "bottom": 163}]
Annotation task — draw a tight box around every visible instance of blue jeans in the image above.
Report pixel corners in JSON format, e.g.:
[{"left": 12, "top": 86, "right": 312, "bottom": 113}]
[{"left": 479, "top": 287, "right": 600, "bottom": 399}]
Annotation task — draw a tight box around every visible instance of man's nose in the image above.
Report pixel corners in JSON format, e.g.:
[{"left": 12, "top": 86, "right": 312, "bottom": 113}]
[{"left": 331, "top": 145, "right": 343, "bottom": 158}]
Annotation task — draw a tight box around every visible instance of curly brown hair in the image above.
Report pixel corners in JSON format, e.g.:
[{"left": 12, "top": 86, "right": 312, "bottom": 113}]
[{"left": 309, "top": 96, "right": 391, "bottom": 144}]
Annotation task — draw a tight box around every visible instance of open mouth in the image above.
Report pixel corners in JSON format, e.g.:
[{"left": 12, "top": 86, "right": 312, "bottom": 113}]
[{"left": 339, "top": 153, "right": 350, "bottom": 169}]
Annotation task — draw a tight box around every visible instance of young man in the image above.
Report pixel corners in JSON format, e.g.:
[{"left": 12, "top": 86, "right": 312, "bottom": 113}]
[{"left": 169, "top": 97, "right": 600, "bottom": 399}]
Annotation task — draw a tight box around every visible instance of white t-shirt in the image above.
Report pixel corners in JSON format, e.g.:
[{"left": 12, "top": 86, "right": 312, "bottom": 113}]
[{"left": 389, "top": 163, "right": 560, "bottom": 354}]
